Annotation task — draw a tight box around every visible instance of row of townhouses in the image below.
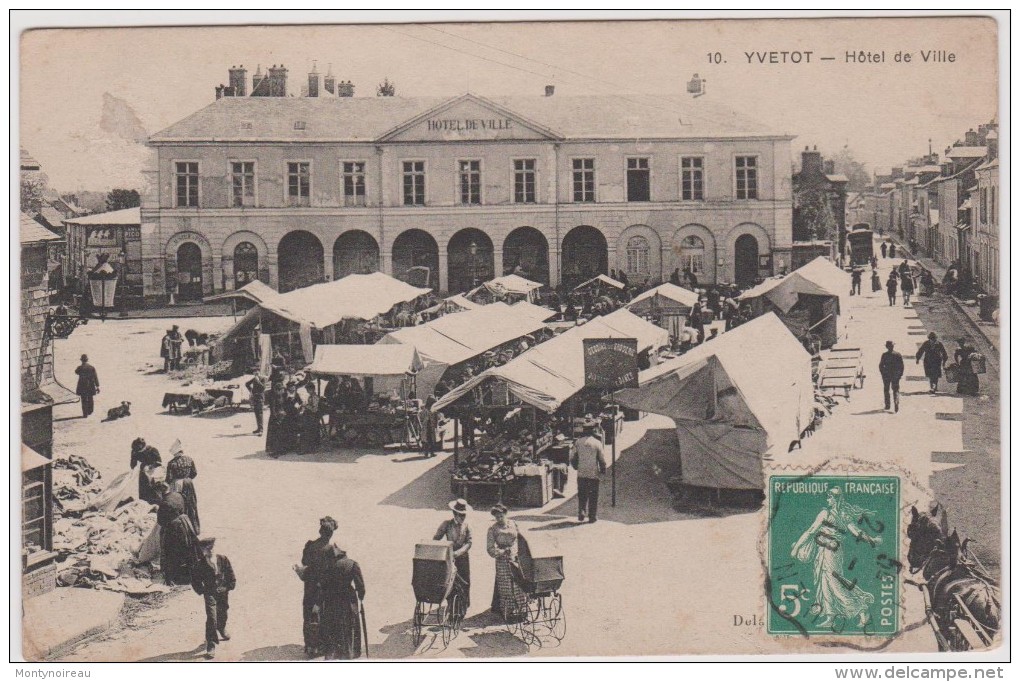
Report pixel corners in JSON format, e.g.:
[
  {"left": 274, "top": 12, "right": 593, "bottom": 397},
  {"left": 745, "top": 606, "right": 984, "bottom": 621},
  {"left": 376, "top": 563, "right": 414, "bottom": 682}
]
[{"left": 848, "top": 122, "right": 999, "bottom": 296}]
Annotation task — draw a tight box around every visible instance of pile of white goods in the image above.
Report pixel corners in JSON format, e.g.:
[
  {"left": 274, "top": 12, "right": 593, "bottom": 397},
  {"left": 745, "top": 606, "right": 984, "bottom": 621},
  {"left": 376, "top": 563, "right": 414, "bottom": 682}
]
[{"left": 50, "top": 456, "right": 169, "bottom": 595}]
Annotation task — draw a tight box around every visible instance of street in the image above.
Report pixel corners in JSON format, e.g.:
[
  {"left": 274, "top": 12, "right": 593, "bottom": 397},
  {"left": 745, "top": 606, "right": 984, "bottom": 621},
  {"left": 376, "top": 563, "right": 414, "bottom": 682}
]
[{"left": 48, "top": 255, "right": 998, "bottom": 660}]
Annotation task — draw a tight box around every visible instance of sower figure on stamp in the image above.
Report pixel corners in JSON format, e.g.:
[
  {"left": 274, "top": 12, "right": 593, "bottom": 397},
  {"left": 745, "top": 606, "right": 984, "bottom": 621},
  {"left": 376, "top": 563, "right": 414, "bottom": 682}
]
[
  {"left": 879, "top": 340, "right": 905, "bottom": 413},
  {"left": 192, "top": 537, "right": 236, "bottom": 658}
]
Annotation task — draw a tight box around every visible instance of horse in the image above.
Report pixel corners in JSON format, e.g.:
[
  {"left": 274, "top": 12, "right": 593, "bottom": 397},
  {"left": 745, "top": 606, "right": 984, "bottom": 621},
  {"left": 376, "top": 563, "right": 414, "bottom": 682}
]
[{"left": 906, "top": 505, "right": 1000, "bottom": 650}]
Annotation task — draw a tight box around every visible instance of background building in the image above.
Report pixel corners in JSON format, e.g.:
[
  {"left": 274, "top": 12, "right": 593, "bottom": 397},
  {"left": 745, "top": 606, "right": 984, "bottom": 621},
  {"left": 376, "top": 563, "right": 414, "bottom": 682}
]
[{"left": 141, "top": 68, "right": 795, "bottom": 302}]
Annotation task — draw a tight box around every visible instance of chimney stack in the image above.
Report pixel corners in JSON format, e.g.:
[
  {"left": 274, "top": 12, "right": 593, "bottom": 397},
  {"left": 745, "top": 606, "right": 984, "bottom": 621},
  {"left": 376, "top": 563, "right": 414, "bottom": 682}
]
[
  {"left": 545, "top": 85, "right": 555, "bottom": 97},
  {"left": 823, "top": 159, "right": 835, "bottom": 175},
  {"left": 986, "top": 130, "right": 998, "bottom": 159},
  {"left": 964, "top": 128, "right": 979, "bottom": 146},
  {"left": 229, "top": 65, "right": 247, "bottom": 96},
  {"left": 307, "top": 61, "right": 320, "bottom": 97},
  {"left": 338, "top": 80, "right": 354, "bottom": 97},
  {"left": 215, "top": 84, "right": 224, "bottom": 100},
  {"left": 324, "top": 64, "right": 336, "bottom": 95},
  {"left": 268, "top": 64, "right": 288, "bottom": 97},
  {"left": 801, "top": 147, "right": 823, "bottom": 177}
]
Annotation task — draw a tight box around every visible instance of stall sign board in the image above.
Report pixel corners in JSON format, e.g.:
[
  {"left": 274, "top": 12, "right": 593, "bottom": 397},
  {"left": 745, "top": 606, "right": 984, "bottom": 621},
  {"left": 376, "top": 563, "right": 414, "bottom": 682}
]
[{"left": 583, "top": 338, "right": 639, "bottom": 390}]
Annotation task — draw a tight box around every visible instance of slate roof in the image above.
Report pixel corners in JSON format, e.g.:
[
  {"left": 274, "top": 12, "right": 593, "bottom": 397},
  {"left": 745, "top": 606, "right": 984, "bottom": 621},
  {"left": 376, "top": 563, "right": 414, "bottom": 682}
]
[
  {"left": 150, "top": 93, "right": 788, "bottom": 143},
  {"left": 20, "top": 213, "right": 62, "bottom": 245}
]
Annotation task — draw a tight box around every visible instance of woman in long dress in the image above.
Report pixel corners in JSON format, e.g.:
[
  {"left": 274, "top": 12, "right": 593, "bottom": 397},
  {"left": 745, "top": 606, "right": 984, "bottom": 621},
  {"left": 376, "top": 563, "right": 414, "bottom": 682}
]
[
  {"left": 791, "top": 487, "right": 882, "bottom": 629},
  {"left": 265, "top": 382, "right": 288, "bottom": 457},
  {"left": 155, "top": 482, "right": 199, "bottom": 586},
  {"left": 487, "top": 504, "right": 528, "bottom": 623},
  {"left": 434, "top": 499, "right": 472, "bottom": 618},
  {"left": 170, "top": 477, "right": 200, "bottom": 536},
  {"left": 318, "top": 545, "right": 366, "bottom": 660},
  {"left": 954, "top": 338, "right": 980, "bottom": 396}
]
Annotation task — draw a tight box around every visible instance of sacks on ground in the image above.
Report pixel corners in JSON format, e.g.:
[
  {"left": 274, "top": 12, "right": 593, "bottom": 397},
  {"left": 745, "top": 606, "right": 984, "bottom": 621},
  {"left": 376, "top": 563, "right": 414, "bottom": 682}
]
[{"left": 89, "top": 467, "right": 140, "bottom": 514}]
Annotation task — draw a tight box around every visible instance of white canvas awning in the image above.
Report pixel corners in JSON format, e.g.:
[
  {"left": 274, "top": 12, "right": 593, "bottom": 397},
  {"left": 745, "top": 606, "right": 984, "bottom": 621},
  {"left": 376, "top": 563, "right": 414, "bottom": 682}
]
[
  {"left": 626, "top": 283, "right": 700, "bottom": 314},
  {"left": 432, "top": 310, "right": 666, "bottom": 414},
  {"left": 482, "top": 274, "right": 543, "bottom": 296},
  {"left": 598, "top": 308, "right": 670, "bottom": 352},
  {"left": 574, "top": 274, "right": 625, "bottom": 291},
  {"left": 738, "top": 257, "right": 848, "bottom": 313},
  {"left": 255, "top": 272, "right": 430, "bottom": 329},
  {"left": 205, "top": 279, "right": 277, "bottom": 305},
  {"left": 309, "top": 344, "right": 424, "bottom": 377},
  {"left": 615, "top": 314, "right": 814, "bottom": 490}
]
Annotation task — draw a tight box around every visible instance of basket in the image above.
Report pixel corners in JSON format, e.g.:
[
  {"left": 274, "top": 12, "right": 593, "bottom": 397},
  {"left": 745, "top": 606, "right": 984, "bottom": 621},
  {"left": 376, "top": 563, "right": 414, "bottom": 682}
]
[{"left": 944, "top": 363, "right": 960, "bottom": 383}]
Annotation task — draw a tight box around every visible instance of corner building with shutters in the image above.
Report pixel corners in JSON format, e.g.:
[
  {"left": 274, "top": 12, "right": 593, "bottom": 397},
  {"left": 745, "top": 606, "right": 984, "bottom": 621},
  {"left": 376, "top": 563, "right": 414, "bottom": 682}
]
[{"left": 143, "top": 91, "right": 793, "bottom": 302}]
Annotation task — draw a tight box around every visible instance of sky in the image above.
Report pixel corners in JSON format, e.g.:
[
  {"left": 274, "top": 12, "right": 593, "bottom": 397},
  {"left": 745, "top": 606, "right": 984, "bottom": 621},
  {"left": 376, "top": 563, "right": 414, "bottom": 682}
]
[{"left": 19, "top": 15, "right": 1000, "bottom": 191}]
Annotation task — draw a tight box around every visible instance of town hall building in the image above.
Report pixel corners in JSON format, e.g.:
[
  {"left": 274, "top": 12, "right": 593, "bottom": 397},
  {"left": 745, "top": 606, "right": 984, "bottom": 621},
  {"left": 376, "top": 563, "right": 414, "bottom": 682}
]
[{"left": 142, "top": 66, "right": 794, "bottom": 301}]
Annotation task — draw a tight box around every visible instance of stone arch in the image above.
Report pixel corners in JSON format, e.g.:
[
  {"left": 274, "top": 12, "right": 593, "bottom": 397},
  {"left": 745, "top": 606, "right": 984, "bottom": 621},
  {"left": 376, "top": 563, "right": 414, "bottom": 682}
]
[
  {"left": 164, "top": 231, "right": 214, "bottom": 298},
  {"left": 447, "top": 228, "right": 495, "bottom": 294},
  {"left": 725, "top": 222, "right": 772, "bottom": 285},
  {"left": 617, "top": 224, "right": 662, "bottom": 285},
  {"left": 278, "top": 230, "right": 325, "bottom": 293},
  {"left": 222, "top": 230, "right": 269, "bottom": 290},
  {"left": 392, "top": 228, "right": 439, "bottom": 289},
  {"left": 561, "top": 225, "right": 608, "bottom": 289},
  {"left": 333, "top": 230, "right": 380, "bottom": 279},
  {"left": 502, "top": 226, "right": 550, "bottom": 285},
  {"left": 670, "top": 224, "right": 717, "bottom": 285}
]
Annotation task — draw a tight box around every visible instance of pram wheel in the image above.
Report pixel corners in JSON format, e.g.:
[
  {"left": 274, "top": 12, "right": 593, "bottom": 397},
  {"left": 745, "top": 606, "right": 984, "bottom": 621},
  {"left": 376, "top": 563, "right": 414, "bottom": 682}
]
[
  {"left": 412, "top": 601, "right": 425, "bottom": 647},
  {"left": 448, "top": 593, "right": 463, "bottom": 637}
]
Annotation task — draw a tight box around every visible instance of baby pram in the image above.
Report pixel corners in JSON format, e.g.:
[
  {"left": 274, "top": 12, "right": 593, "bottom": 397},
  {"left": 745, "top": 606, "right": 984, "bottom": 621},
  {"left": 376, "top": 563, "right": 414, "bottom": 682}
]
[
  {"left": 411, "top": 541, "right": 465, "bottom": 648},
  {"left": 507, "top": 534, "right": 566, "bottom": 647}
]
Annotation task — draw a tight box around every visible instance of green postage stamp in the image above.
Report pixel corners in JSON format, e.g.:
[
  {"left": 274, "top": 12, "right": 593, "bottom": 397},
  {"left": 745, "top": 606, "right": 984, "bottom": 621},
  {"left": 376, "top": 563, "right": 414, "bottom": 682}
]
[{"left": 768, "top": 475, "right": 901, "bottom": 636}]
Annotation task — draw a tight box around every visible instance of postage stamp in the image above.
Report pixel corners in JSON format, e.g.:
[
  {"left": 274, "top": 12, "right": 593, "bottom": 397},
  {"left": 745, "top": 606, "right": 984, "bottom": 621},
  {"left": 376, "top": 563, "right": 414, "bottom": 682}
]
[{"left": 767, "top": 475, "right": 901, "bottom": 637}]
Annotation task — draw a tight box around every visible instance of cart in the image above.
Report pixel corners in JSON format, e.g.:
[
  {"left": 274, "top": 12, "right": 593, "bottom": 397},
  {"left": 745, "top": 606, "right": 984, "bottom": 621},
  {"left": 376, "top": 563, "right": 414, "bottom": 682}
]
[
  {"left": 411, "top": 541, "right": 465, "bottom": 649},
  {"left": 816, "top": 345, "right": 865, "bottom": 399},
  {"left": 506, "top": 535, "right": 566, "bottom": 647}
]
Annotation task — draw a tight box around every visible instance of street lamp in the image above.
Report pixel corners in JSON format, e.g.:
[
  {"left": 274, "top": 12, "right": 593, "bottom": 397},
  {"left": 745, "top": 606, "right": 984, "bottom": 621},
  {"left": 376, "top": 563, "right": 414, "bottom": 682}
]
[{"left": 87, "top": 256, "right": 119, "bottom": 322}]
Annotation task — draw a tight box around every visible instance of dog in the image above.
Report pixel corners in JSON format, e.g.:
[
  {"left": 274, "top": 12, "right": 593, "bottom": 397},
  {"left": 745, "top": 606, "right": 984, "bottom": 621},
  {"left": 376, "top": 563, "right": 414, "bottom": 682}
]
[{"left": 104, "top": 401, "right": 132, "bottom": 422}]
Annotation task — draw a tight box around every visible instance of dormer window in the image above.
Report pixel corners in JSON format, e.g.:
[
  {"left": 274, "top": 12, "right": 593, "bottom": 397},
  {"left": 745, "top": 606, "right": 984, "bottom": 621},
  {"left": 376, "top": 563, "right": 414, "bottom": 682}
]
[{"left": 294, "top": 121, "right": 306, "bottom": 130}]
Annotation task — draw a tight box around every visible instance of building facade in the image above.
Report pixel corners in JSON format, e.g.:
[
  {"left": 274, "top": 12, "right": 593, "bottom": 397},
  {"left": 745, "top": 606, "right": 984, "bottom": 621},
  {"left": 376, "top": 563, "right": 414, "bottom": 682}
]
[
  {"left": 971, "top": 148, "right": 999, "bottom": 295},
  {"left": 143, "top": 83, "right": 794, "bottom": 301}
]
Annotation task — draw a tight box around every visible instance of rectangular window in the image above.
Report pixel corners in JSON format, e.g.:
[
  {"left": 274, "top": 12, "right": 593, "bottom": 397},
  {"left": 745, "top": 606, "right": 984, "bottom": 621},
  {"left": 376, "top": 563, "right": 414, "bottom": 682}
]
[
  {"left": 514, "top": 159, "right": 536, "bottom": 203},
  {"left": 572, "top": 158, "right": 595, "bottom": 203},
  {"left": 980, "top": 189, "right": 987, "bottom": 224},
  {"left": 735, "top": 156, "right": 758, "bottom": 200},
  {"left": 22, "top": 469, "right": 46, "bottom": 552},
  {"left": 287, "top": 162, "right": 310, "bottom": 207},
  {"left": 230, "top": 161, "right": 255, "bottom": 208},
  {"left": 991, "top": 186, "right": 996, "bottom": 225},
  {"left": 626, "top": 157, "right": 651, "bottom": 202},
  {"left": 342, "top": 161, "right": 367, "bottom": 207},
  {"left": 403, "top": 161, "right": 426, "bottom": 206},
  {"left": 175, "top": 162, "right": 199, "bottom": 207},
  {"left": 681, "top": 156, "right": 704, "bottom": 201},
  {"left": 459, "top": 160, "right": 481, "bottom": 205}
]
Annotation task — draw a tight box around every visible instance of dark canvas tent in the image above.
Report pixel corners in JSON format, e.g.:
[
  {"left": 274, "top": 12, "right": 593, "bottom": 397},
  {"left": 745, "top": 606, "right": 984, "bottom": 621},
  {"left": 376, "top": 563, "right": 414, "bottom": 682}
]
[
  {"left": 737, "top": 257, "right": 849, "bottom": 349},
  {"left": 615, "top": 314, "right": 813, "bottom": 491}
]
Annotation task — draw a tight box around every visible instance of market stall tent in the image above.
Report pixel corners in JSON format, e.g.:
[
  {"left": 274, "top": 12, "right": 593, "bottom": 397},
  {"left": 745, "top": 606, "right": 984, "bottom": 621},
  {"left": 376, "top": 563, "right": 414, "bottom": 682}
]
[
  {"left": 598, "top": 308, "right": 671, "bottom": 353},
  {"left": 737, "top": 257, "right": 848, "bottom": 349},
  {"left": 204, "top": 279, "right": 277, "bottom": 306},
  {"left": 626, "top": 283, "right": 699, "bottom": 315},
  {"left": 614, "top": 314, "right": 813, "bottom": 491},
  {"left": 380, "top": 302, "right": 549, "bottom": 396},
  {"left": 469, "top": 274, "right": 544, "bottom": 304},
  {"left": 573, "top": 274, "right": 625, "bottom": 293},
  {"left": 432, "top": 309, "right": 667, "bottom": 414},
  {"left": 309, "top": 344, "right": 424, "bottom": 396}
]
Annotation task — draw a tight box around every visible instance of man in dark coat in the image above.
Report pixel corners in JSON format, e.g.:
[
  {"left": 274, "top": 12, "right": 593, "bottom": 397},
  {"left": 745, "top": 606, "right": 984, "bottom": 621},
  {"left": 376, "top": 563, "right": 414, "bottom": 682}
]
[
  {"left": 690, "top": 302, "right": 706, "bottom": 343},
  {"left": 192, "top": 537, "right": 236, "bottom": 658},
  {"left": 130, "top": 438, "right": 163, "bottom": 505},
  {"left": 168, "top": 325, "right": 185, "bottom": 370},
  {"left": 916, "top": 332, "right": 948, "bottom": 393},
  {"left": 850, "top": 268, "right": 863, "bottom": 296},
  {"left": 879, "top": 340, "right": 905, "bottom": 413},
  {"left": 294, "top": 517, "right": 338, "bottom": 657},
  {"left": 880, "top": 242, "right": 888, "bottom": 258},
  {"left": 319, "top": 544, "right": 366, "bottom": 660},
  {"left": 74, "top": 354, "right": 100, "bottom": 418},
  {"left": 245, "top": 373, "right": 266, "bottom": 436}
]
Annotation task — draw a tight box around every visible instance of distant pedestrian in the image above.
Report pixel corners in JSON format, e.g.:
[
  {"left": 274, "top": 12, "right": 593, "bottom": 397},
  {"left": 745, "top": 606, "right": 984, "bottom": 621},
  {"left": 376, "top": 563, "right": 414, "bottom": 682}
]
[
  {"left": 889, "top": 243, "right": 897, "bottom": 259},
  {"left": 155, "top": 481, "right": 199, "bottom": 586},
  {"left": 690, "top": 302, "right": 706, "bottom": 343},
  {"left": 871, "top": 268, "right": 882, "bottom": 292},
  {"left": 74, "top": 354, "right": 100, "bottom": 418},
  {"left": 571, "top": 417, "right": 608, "bottom": 523},
  {"left": 916, "top": 332, "right": 948, "bottom": 393},
  {"left": 879, "top": 341, "right": 905, "bottom": 413},
  {"left": 850, "top": 269, "right": 862, "bottom": 296},
  {"left": 168, "top": 325, "right": 185, "bottom": 370},
  {"left": 421, "top": 395, "right": 439, "bottom": 457},
  {"left": 880, "top": 242, "right": 888, "bottom": 258},
  {"left": 130, "top": 437, "right": 162, "bottom": 505},
  {"left": 192, "top": 537, "right": 236, "bottom": 658},
  {"left": 901, "top": 270, "right": 914, "bottom": 306},
  {"left": 303, "top": 381, "right": 322, "bottom": 452},
  {"left": 670, "top": 268, "right": 681, "bottom": 285},
  {"left": 282, "top": 380, "right": 305, "bottom": 454},
  {"left": 870, "top": 255, "right": 879, "bottom": 270},
  {"left": 954, "top": 338, "right": 981, "bottom": 396},
  {"left": 886, "top": 272, "right": 898, "bottom": 306},
  {"left": 160, "top": 329, "right": 173, "bottom": 372},
  {"left": 245, "top": 372, "right": 266, "bottom": 435},
  {"left": 171, "top": 477, "right": 201, "bottom": 536}
]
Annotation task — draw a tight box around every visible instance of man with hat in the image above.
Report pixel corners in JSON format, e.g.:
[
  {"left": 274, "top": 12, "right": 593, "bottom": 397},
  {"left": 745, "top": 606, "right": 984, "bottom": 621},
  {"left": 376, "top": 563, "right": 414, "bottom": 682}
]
[
  {"left": 294, "top": 517, "right": 339, "bottom": 657},
  {"left": 192, "top": 536, "right": 236, "bottom": 658},
  {"left": 571, "top": 416, "right": 608, "bottom": 523},
  {"left": 74, "top": 354, "right": 100, "bottom": 418},
  {"left": 245, "top": 371, "right": 267, "bottom": 436},
  {"left": 434, "top": 499, "right": 473, "bottom": 617}
]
